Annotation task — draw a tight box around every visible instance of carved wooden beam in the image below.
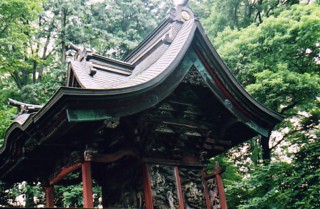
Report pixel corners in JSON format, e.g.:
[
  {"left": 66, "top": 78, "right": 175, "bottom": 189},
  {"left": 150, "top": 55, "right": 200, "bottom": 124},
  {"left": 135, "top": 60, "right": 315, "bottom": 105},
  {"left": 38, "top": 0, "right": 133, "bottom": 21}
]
[
  {"left": 143, "top": 156, "right": 202, "bottom": 167},
  {"left": 88, "top": 148, "right": 139, "bottom": 163}
]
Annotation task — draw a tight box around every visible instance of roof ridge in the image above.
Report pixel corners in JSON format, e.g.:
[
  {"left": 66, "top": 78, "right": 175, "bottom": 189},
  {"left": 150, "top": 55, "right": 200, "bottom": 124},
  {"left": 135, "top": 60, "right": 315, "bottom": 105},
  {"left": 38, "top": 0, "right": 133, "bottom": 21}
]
[{"left": 123, "top": 3, "right": 195, "bottom": 63}]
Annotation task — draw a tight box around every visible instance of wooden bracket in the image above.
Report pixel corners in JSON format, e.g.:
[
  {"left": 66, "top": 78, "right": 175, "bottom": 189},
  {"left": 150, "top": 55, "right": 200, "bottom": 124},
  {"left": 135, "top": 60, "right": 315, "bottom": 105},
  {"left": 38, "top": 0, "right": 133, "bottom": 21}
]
[
  {"left": 49, "top": 162, "right": 82, "bottom": 186},
  {"left": 90, "top": 148, "right": 139, "bottom": 163}
]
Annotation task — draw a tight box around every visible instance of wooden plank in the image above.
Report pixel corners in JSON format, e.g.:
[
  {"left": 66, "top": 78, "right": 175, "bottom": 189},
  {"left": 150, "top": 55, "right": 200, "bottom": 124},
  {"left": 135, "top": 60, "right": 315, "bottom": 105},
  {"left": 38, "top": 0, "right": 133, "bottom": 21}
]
[
  {"left": 143, "top": 164, "right": 154, "bottom": 209},
  {"left": 82, "top": 161, "right": 94, "bottom": 208},
  {"left": 49, "top": 162, "right": 82, "bottom": 185},
  {"left": 174, "top": 166, "right": 185, "bottom": 209},
  {"left": 45, "top": 186, "right": 54, "bottom": 208}
]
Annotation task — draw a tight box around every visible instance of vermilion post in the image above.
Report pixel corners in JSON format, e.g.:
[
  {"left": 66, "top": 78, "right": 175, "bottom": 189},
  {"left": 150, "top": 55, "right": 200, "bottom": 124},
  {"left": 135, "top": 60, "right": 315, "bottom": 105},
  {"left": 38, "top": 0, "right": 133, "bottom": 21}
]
[
  {"left": 201, "top": 169, "right": 211, "bottom": 209},
  {"left": 82, "top": 161, "right": 94, "bottom": 208},
  {"left": 45, "top": 186, "right": 54, "bottom": 208},
  {"left": 174, "top": 166, "right": 185, "bottom": 209},
  {"left": 143, "top": 164, "right": 154, "bottom": 209},
  {"left": 215, "top": 162, "right": 228, "bottom": 209}
]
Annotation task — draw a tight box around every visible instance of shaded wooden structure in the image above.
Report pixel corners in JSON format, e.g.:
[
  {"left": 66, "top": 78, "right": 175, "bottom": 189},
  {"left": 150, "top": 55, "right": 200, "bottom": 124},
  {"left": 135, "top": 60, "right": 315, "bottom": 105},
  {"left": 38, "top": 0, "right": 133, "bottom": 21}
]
[{"left": 0, "top": 1, "right": 283, "bottom": 208}]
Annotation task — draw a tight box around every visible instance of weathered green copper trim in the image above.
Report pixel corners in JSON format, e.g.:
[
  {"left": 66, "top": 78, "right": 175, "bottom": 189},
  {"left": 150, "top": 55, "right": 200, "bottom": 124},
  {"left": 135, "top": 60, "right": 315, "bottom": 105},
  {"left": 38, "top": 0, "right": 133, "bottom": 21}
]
[
  {"left": 66, "top": 109, "right": 113, "bottom": 122},
  {"left": 245, "top": 121, "right": 269, "bottom": 137},
  {"left": 190, "top": 48, "right": 270, "bottom": 137}
]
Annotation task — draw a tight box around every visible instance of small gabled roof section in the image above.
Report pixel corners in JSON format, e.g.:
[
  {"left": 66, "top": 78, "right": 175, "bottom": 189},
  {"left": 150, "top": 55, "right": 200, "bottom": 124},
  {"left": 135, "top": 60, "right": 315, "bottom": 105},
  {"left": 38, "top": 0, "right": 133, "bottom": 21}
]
[{"left": 66, "top": 3, "right": 197, "bottom": 90}]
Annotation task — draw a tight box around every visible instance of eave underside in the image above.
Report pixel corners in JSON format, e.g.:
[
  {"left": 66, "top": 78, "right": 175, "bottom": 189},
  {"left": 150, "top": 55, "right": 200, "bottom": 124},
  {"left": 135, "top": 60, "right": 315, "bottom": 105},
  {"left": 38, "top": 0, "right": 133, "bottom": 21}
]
[{"left": 0, "top": 81, "right": 259, "bottom": 183}]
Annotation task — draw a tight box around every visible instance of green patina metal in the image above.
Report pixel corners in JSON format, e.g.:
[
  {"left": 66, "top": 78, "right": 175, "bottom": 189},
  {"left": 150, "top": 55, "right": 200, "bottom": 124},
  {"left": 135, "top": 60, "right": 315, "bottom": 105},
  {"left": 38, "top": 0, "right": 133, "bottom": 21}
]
[
  {"left": 190, "top": 49, "right": 270, "bottom": 137},
  {"left": 245, "top": 121, "right": 269, "bottom": 137},
  {"left": 66, "top": 108, "right": 113, "bottom": 122}
]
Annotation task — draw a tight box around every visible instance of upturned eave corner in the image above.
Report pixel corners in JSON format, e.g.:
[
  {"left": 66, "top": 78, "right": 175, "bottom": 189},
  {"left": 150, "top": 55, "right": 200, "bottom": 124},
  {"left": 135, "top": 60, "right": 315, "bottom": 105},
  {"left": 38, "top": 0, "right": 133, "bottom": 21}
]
[{"left": 192, "top": 22, "right": 283, "bottom": 128}]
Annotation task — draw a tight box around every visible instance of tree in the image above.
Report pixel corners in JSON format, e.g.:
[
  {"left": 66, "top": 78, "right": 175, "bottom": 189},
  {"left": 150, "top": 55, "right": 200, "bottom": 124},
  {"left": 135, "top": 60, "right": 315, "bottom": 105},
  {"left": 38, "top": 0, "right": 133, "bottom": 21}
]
[
  {"left": 0, "top": 0, "right": 42, "bottom": 146},
  {"left": 207, "top": 3, "right": 320, "bottom": 208},
  {"left": 0, "top": 0, "right": 42, "bottom": 88},
  {"left": 82, "top": 0, "right": 172, "bottom": 58},
  {"left": 202, "top": 0, "right": 300, "bottom": 38},
  {"left": 213, "top": 3, "right": 320, "bottom": 162},
  {"left": 224, "top": 101, "right": 319, "bottom": 208},
  {"left": 233, "top": 130, "right": 319, "bottom": 208}
]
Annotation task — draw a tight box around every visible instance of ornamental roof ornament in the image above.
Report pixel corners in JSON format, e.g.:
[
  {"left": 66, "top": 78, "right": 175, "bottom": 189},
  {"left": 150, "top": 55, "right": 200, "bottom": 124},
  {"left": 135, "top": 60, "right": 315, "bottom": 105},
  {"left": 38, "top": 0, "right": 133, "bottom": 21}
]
[{"left": 168, "top": 0, "right": 194, "bottom": 23}]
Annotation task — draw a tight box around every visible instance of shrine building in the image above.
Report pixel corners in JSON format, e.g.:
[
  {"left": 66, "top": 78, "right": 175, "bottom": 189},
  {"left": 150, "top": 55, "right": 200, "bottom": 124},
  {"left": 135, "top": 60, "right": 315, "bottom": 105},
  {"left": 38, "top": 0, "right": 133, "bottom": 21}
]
[{"left": 0, "top": 1, "right": 283, "bottom": 208}]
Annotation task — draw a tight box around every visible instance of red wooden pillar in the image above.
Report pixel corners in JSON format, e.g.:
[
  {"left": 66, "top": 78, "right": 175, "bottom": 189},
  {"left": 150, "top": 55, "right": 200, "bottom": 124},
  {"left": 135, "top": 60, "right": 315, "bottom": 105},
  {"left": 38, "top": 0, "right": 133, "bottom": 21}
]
[
  {"left": 143, "top": 164, "right": 154, "bottom": 209},
  {"left": 82, "top": 161, "right": 93, "bottom": 208},
  {"left": 215, "top": 162, "right": 228, "bottom": 209},
  {"left": 174, "top": 166, "right": 185, "bottom": 209},
  {"left": 201, "top": 169, "right": 211, "bottom": 209},
  {"left": 45, "top": 186, "right": 54, "bottom": 208}
]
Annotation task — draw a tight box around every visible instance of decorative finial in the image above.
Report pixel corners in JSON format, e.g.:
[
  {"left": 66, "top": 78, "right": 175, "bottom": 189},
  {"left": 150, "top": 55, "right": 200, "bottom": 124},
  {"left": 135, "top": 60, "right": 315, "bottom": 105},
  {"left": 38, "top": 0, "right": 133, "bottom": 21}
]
[
  {"left": 173, "top": 0, "right": 189, "bottom": 7},
  {"left": 167, "top": 0, "right": 194, "bottom": 23}
]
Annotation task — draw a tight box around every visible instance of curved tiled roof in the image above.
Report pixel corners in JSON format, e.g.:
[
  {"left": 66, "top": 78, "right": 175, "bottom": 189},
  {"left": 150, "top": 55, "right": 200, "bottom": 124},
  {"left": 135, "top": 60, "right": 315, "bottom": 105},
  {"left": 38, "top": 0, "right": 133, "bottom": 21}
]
[
  {"left": 68, "top": 7, "right": 194, "bottom": 90},
  {"left": 115, "top": 20, "right": 195, "bottom": 89},
  {"left": 0, "top": 3, "right": 283, "bottom": 182}
]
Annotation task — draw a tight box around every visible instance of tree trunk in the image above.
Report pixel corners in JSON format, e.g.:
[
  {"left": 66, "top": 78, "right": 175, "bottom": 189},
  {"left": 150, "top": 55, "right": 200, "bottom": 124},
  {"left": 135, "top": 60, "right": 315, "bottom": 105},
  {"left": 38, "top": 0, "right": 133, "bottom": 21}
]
[
  {"left": 61, "top": 9, "right": 67, "bottom": 64},
  {"left": 21, "top": 69, "right": 29, "bottom": 87},
  {"left": 256, "top": 0, "right": 264, "bottom": 24},
  {"left": 261, "top": 135, "right": 271, "bottom": 164},
  {"left": 32, "top": 60, "right": 38, "bottom": 83},
  {"left": 232, "top": 2, "right": 239, "bottom": 29}
]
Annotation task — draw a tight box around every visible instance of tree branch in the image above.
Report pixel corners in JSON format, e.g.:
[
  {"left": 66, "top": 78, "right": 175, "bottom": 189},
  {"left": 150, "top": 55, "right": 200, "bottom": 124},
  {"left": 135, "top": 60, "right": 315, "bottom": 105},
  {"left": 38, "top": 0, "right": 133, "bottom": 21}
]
[
  {"left": 270, "top": 128, "right": 302, "bottom": 150},
  {"left": 280, "top": 101, "right": 299, "bottom": 114},
  {"left": 43, "top": 41, "right": 62, "bottom": 60}
]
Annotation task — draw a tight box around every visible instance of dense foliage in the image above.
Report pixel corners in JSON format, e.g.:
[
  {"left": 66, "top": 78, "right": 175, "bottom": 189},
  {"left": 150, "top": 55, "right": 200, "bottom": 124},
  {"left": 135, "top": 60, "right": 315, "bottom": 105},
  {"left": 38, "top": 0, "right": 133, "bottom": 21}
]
[
  {"left": 0, "top": 0, "right": 319, "bottom": 207},
  {"left": 210, "top": 2, "right": 320, "bottom": 208}
]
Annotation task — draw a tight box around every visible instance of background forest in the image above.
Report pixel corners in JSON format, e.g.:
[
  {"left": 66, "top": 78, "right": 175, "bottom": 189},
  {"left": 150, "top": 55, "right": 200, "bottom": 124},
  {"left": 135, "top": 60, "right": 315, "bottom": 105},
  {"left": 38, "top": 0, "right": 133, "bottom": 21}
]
[{"left": 0, "top": 0, "right": 319, "bottom": 208}]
